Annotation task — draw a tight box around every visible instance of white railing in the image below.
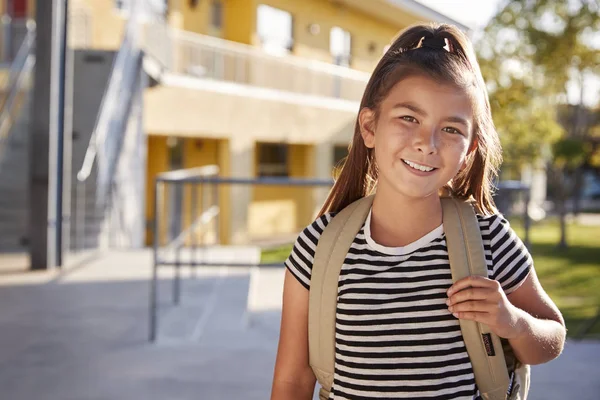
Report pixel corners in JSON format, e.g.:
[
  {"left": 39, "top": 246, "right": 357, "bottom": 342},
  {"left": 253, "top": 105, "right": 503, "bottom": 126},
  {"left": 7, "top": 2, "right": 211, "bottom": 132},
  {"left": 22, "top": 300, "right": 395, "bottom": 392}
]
[
  {"left": 143, "top": 24, "right": 370, "bottom": 102},
  {"left": 0, "top": 17, "right": 30, "bottom": 64},
  {"left": 73, "top": 1, "right": 145, "bottom": 252},
  {"left": 0, "top": 22, "right": 34, "bottom": 171}
]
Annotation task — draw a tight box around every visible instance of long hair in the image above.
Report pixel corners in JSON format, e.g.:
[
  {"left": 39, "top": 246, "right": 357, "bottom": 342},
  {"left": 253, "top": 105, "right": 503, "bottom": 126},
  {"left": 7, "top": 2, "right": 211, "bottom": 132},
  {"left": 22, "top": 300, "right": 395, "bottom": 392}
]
[{"left": 318, "top": 23, "right": 502, "bottom": 216}]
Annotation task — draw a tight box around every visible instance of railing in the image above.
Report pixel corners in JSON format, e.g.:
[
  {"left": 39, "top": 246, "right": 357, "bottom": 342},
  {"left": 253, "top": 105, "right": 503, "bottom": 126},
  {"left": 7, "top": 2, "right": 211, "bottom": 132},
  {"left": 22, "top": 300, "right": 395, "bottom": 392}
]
[
  {"left": 148, "top": 169, "right": 334, "bottom": 341},
  {"left": 73, "top": 3, "right": 144, "bottom": 252},
  {"left": 0, "top": 16, "right": 30, "bottom": 64},
  {"left": 143, "top": 23, "right": 370, "bottom": 102},
  {"left": 0, "top": 21, "right": 35, "bottom": 171}
]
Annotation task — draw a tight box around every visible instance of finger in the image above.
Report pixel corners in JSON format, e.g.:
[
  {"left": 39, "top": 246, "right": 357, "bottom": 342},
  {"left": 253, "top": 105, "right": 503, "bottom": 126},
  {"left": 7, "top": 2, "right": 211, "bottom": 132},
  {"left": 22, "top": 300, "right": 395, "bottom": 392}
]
[
  {"left": 451, "top": 310, "right": 490, "bottom": 324},
  {"left": 447, "top": 288, "right": 495, "bottom": 306},
  {"left": 448, "top": 300, "right": 496, "bottom": 314},
  {"left": 447, "top": 275, "right": 499, "bottom": 296}
]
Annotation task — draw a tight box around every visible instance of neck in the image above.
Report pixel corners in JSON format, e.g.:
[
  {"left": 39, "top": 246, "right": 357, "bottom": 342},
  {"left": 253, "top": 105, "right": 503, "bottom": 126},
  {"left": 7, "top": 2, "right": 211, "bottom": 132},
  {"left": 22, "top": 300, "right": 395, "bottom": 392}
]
[{"left": 370, "top": 185, "right": 443, "bottom": 248}]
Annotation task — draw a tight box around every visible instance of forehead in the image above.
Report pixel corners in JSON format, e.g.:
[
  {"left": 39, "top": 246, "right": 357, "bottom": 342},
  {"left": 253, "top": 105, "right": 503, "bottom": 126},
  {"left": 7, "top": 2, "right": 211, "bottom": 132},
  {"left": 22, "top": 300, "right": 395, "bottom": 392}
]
[{"left": 382, "top": 75, "right": 475, "bottom": 119}]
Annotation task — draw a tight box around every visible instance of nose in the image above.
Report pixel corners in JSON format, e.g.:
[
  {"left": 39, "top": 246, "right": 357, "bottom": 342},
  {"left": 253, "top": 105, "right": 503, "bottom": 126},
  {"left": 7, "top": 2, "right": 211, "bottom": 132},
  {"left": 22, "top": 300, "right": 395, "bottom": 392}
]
[{"left": 414, "top": 126, "right": 438, "bottom": 155}]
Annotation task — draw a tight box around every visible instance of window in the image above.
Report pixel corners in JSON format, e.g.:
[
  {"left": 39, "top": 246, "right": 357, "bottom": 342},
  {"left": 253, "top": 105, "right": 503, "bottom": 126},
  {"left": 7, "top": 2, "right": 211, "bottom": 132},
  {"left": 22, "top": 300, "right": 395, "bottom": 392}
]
[
  {"left": 333, "top": 145, "right": 348, "bottom": 168},
  {"left": 257, "top": 5, "right": 293, "bottom": 56},
  {"left": 330, "top": 26, "right": 351, "bottom": 67},
  {"left": 258, "top": 143, "right": 289, "bottom": 177},
  {"left": 211, "top": 0, "right": 223, "bottom": 29},
  {"left": 115, "top": 0, "right": 167, "bottom": 19}
]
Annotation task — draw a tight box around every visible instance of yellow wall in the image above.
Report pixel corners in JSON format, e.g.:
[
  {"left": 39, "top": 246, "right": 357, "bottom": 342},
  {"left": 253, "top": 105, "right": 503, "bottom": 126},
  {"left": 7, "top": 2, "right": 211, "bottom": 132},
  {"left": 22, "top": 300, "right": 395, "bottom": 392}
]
[
  {"left": 72, "top": 0, "right": 125, "bottom": 50},
  {"left": 223, "top": 0, "right": 256, "bottom": 44},
  {"left": 168, "top": 0, "right": 211, "bottom": 35},
  {"left": 254, "top": 0, "right": 400, "bottom": 72},
  {"left": 250, "top": 143, "right": 315, "bottom": 239},
  {"left": 181, "top": 138, "right": 219, "bottom": 245},
  {"left": 146, "top": 136, "right": 169, "bottom": 245},
  {"left": 146, "top": 136, "right": 229, "bottom": 246},
  {"left": 217, "top": 139, "right": 231, "bottom": 244}
]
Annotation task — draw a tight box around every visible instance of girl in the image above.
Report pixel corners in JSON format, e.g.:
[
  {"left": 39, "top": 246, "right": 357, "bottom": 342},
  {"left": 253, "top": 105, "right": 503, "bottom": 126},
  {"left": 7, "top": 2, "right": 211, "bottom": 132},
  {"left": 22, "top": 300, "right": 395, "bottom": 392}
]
[{"left": 271, "top": 23, "right": 565, "bottom": 400}]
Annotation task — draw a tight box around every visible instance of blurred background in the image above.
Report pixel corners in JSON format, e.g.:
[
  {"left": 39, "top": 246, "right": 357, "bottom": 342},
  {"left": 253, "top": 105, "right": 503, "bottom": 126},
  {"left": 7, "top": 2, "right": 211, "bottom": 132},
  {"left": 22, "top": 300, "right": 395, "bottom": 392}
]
[{"left": 0, "top": 0, "right": 598, "bottom": 399}]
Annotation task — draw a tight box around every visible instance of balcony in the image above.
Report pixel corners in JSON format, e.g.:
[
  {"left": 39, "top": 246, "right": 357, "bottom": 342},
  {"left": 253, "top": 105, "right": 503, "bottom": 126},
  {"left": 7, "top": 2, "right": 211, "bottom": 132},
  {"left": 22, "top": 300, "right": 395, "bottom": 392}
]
[{"left": 143, "top": 24, "right": 370, "bottom": 104}]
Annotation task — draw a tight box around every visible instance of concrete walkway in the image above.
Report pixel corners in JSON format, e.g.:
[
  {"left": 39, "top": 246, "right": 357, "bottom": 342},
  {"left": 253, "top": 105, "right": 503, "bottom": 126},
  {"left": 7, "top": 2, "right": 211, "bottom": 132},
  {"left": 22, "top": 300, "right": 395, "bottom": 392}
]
[{"left": 0, "top": 250, "right": 598, "bottom": 400}]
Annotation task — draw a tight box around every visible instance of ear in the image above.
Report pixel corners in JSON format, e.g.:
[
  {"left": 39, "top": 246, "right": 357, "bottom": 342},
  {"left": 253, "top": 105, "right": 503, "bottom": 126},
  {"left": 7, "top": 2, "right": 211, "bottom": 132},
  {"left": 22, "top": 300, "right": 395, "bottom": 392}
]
[{"left": 359, "top": 108, "right": 376, "bottom": 149}]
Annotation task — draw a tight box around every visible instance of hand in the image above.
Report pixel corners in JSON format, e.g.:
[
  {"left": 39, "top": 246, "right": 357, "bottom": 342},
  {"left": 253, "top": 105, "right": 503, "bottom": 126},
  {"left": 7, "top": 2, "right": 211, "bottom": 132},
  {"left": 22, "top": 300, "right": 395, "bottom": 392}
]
[{"left": 446, "top": 276, "right": 526, "bottom": 339}]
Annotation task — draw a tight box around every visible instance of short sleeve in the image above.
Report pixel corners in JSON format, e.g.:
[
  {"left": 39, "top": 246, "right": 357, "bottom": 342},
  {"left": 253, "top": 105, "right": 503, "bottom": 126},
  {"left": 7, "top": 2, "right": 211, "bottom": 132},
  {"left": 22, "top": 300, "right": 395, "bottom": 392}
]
[
  {"left": 480, "top": 214, "right": 532, "bottom": 294},
  {"left": 284, "top": 213, "right": 335, "bottom": 290}
]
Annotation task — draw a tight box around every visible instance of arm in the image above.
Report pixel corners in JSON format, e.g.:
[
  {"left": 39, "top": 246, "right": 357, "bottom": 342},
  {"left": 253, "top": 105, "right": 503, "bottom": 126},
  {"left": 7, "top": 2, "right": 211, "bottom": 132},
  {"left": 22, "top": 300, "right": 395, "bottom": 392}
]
[
  {"left": 505, "top": 268, "right": 566, "bottom": 364},
  {"left": 271, "top": 269, "right": 316, "bottom": 400},
  {"left": 447, "top": 271, "right": 566, "bottom": 365}
]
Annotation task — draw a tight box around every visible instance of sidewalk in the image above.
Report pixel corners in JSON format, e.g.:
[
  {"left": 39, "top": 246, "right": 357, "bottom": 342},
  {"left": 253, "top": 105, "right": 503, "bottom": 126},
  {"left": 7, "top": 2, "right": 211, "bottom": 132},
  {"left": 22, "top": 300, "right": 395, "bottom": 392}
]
[{"left": 0, "top": 250, "right": 598, "bottom": 399}]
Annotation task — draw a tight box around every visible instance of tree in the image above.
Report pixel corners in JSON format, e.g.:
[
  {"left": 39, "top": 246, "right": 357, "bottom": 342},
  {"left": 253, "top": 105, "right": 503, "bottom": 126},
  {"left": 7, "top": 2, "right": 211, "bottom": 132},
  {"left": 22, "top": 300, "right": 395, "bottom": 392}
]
[{"left": 478, "top": 0, "right": 600, "bottom": 248}]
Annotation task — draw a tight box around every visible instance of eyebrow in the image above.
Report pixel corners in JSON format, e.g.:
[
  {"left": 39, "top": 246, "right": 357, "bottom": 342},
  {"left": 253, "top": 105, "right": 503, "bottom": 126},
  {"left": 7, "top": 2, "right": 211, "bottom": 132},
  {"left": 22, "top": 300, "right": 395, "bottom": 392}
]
[{"left": 392, "top": 102, "right": 471, "bottom": 127}]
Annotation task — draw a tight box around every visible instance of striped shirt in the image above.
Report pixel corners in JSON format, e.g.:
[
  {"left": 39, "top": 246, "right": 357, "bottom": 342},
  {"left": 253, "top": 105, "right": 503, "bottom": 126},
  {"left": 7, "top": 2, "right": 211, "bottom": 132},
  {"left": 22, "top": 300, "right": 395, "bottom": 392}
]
[{"left": 285, "top": 209, "right": 532, "bottom": 400}]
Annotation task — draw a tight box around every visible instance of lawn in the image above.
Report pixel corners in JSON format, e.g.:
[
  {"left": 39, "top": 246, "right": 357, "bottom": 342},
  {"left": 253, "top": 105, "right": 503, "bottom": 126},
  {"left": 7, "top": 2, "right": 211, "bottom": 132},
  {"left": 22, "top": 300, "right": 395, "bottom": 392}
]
[
  {"left": 261, "top": 244, "right": 293, "bottom": 265},
  {"left": 261, "top": 218, "right": 600, "bottom": 338},
  {"left": 510, "top": 217, "right": 600, "bottom": 339}
]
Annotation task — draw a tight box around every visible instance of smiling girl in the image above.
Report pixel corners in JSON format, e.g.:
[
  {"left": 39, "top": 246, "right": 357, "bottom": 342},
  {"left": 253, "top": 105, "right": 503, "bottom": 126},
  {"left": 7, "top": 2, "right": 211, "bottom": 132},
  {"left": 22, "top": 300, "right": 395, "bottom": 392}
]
[{"left": 270, "top": 23, "right": 565, "bottom": 400}]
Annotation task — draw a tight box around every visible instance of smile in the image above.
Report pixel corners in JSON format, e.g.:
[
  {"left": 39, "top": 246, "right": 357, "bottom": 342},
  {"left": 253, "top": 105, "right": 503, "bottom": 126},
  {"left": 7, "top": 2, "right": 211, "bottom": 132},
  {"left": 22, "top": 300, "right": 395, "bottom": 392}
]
[{"left": 402, "top": 159, "right": 436, "bottom": 172}]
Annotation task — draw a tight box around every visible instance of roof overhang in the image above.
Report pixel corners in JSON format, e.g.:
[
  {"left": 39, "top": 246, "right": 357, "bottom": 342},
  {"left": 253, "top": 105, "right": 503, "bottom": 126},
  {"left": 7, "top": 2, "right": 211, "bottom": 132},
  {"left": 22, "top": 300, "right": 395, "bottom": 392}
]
[{"left": 333, "top": 0, "right": 471, "bottom": 34}]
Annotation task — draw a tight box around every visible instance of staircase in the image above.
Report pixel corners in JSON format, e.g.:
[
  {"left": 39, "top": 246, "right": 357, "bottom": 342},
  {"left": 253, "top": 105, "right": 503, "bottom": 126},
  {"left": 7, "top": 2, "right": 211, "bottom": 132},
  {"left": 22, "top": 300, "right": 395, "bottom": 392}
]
[
  {"left": 0, "top": 22, "right": 34, "bottom": 252},
  {"left": 0, "top": 88, "right": 32, "bottom": 250}
]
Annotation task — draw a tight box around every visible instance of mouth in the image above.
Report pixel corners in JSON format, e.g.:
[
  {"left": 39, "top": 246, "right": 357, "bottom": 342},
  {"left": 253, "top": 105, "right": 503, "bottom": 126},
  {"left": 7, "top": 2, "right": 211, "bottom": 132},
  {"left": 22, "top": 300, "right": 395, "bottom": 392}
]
[{"left": 401, "top": 159, "right": 437, "bottom": 173}]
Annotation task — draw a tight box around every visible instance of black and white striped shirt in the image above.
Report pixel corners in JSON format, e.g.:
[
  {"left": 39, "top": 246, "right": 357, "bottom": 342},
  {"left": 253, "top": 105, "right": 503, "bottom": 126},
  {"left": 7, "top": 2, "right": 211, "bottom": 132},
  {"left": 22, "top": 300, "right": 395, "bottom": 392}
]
[{"left": 285, "top": 209, "right": 532, "bottom": 400}]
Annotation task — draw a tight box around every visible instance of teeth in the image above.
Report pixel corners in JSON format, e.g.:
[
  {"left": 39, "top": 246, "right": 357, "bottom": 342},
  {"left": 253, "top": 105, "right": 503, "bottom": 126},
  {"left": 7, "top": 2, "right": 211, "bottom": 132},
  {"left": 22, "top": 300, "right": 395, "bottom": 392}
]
[{"left": 403, "top": 159, "right": 434, "bottom": 172}]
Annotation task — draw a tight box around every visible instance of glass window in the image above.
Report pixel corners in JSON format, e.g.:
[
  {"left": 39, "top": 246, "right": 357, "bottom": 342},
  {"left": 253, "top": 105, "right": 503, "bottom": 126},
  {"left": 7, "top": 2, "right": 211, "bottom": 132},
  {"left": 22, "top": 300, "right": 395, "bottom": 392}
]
[
  {"left": 258, "top": 143, "right": 289, "bottom": 177},
  {"left": 333, "top": 145, "right": 348, "bottom": 168},
  {"left": 330, "top": 26, "right": 351, "bottom": 67},
  {"left": 211, "top": 0, "right": 223, "bottom": 29},
  {"left": 257, "top": 5, "right": 293, "bottom": 56},
  {"left": 115, "top": 0, "right": 167, "bottom": 19}
]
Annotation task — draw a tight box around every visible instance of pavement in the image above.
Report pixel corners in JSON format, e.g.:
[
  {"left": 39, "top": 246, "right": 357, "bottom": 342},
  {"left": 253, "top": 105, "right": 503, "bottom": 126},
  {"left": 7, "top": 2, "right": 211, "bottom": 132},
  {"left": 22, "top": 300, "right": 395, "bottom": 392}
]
[{"left": 0, "top": 250, "right": 598, "bottom": 400}]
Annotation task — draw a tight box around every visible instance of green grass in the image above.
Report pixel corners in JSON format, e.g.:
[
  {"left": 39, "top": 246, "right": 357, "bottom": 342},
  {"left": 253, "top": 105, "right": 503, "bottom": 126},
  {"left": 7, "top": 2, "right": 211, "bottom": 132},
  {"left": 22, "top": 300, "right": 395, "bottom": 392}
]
[
  {"left": 261, "top": 218, "right": 600, "bottom": 338},
  {"left": 261, "top": 244, "right": 293, "bottom": 265},
  {"left": 510, "top": 218, "right": 600, "bottom": 338}
]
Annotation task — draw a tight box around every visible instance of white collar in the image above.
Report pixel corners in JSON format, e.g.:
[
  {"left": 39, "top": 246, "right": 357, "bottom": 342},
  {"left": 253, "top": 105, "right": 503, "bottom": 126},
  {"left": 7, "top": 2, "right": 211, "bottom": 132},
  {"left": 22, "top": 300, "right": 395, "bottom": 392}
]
[{"left": 363, "top": 208, "right": 444, "bottom": 255}]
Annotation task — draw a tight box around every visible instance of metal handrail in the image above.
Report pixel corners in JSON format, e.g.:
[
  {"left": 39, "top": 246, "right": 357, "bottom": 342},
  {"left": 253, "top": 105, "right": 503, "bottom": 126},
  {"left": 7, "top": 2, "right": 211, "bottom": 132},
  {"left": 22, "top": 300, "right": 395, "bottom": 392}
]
[
  {"left": 0, "top": 22, "right": 35, "bottom": 167},
  {"left": 156, "top": 165, "right": 220, "bottom": 182},
  {"left": 76, "top": 17, "right": 140, "bottom": 183},
  {"left": 0, "top": 21, "right": 34, "bottom": 111},
  {"left": 161, "top": 205, "right": 220, "bottom": 254},
  {"left": 0, "top": 16, "right": 30, "bottom": 64}
]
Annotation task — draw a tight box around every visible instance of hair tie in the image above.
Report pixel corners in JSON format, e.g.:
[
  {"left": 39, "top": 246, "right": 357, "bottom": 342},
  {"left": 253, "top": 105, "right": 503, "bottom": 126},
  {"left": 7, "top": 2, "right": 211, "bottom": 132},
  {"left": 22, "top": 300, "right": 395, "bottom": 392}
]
[{"left": 419, "top": 36, "right": 448, "bottom": 51}]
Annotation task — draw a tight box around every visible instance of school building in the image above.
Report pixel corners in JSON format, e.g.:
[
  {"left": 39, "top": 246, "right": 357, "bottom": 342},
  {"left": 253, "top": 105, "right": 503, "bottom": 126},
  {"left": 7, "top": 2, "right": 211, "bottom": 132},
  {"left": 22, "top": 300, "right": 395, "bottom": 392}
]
[{"left": 0, "top": 0, "right": 467, "bottom": 258}]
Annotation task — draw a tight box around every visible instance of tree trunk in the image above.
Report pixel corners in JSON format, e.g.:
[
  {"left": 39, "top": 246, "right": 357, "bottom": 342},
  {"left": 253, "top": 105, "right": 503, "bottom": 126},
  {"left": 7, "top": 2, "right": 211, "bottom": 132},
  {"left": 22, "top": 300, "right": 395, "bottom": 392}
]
[
  {"left": 550, "top": 166, "right": 569, "bottom": 249},
  {"left": 572, "top": 167, "right": 585, "bottom": 217}
]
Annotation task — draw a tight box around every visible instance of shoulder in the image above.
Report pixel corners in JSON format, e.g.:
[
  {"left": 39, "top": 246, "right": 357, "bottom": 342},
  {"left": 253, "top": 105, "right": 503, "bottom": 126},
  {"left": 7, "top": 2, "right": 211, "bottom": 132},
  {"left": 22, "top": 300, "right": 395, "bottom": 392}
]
[
  {"left": 298, "top": 212, "right": 337, "bottom": 247},
  {"left": 476, "top": 213, "right": 532, "bottom": 294},
  {"left": 476, "top": 213, "right": 509, "bottom": 234},
  {"left": 476, "top": 213, "right": 520, "bottom": 248},
  {"left": 284, "top": 212, "right": 337, "bottom": 290}
]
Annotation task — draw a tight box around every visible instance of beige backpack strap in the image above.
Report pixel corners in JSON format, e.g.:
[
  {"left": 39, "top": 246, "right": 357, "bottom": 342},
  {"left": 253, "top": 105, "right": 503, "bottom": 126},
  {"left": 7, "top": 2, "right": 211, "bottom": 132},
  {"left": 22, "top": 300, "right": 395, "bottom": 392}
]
[
  {"left": 309, "top": 195, "right": 374, "bottom": 399},
  {"left": 441, "top": 197, "right": 510, "bottom": 400}
]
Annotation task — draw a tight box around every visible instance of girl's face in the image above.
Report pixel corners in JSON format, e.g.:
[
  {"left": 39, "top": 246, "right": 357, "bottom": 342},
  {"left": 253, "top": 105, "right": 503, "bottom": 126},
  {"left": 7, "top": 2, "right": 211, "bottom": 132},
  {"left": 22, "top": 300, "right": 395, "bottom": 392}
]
[{"left": 360, "top": 75, "right": 475, "bottom": 201}]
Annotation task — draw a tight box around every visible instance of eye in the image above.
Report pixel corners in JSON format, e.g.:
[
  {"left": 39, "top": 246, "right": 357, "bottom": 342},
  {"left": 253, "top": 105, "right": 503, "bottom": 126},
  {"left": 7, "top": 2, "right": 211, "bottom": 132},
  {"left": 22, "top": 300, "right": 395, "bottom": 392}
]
[
  {"left": 443, "top": 127, "right": 464, "bottom": 135},
  {"left": 400, "top": 116, "right": 418, "bottom": 123}
]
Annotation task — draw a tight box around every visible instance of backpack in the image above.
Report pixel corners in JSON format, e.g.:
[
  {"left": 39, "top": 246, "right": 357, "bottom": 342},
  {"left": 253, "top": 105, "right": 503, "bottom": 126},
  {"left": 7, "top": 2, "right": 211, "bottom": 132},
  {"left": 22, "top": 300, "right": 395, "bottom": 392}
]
[{"left": 308, "top": 195, "right": 530, "bottom": 400}]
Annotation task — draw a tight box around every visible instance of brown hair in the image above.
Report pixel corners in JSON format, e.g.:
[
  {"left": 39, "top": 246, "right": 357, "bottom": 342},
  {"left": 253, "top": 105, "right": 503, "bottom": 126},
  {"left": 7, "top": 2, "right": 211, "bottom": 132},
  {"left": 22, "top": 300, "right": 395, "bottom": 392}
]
[{"left": 319, "top": 23, "right": 502, "bottom": 216}]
